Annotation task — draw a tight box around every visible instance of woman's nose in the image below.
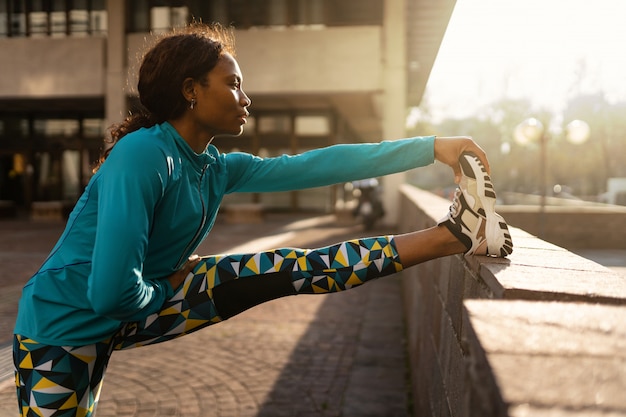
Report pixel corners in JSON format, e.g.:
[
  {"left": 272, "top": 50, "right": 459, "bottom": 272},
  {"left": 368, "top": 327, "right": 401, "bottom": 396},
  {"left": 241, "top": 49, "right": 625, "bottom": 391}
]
[{"left": 241, "top": 92, "right": 251, "bottom": 107}]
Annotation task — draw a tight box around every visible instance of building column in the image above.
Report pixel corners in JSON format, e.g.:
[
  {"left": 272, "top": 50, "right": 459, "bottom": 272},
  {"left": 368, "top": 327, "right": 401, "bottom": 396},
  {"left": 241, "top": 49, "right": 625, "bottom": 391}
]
[
  {"left": 381, "top": 0, "right": 408, "bottom": 225},
  {"left": 105, "top": 0, "right": 127, "bottom": 133}
]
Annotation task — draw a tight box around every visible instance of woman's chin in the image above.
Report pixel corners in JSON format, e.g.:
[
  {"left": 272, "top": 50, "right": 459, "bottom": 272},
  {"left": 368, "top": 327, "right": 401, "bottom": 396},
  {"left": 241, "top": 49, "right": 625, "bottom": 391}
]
[{"left": 213, "top": 129, "right": 244, "bottom": 139}]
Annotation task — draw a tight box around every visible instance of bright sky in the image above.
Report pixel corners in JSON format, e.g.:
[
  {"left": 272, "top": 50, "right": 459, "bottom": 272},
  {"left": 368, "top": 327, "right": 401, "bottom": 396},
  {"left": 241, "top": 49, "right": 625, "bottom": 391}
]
[{"left": 421, "top": 0, "right": 626, "bottom": 122}]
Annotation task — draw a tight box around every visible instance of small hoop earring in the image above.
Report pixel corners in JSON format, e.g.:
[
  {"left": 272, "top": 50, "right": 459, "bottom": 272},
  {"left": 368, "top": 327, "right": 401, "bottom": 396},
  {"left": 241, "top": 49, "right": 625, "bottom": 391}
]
[{"left": 190, "top": 98, "right": 196, "bottom": 110}]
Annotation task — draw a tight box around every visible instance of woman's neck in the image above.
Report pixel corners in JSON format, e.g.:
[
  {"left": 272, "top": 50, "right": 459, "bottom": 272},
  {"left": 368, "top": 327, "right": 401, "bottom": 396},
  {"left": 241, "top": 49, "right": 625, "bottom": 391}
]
[{"left": 168, "top": 118, "right": 214, "bottom": 154}]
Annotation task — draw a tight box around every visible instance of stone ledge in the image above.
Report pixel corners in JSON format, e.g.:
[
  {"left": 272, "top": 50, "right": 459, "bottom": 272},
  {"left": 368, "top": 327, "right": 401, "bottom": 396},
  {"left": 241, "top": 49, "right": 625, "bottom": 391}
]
[
  {"left": 471, "top": 239, "right": 626, "bottom": 304},
  {"left": 464, "top": 300, "right": 626, "bottom": 417}
]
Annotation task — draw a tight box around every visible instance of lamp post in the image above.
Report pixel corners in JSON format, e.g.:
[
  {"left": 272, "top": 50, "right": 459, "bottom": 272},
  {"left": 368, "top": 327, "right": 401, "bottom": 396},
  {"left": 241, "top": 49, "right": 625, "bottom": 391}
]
[
  {"left": 514, "top": 118, "right": 546, "bottom": 208},
  {"left": 513, "top": 118, "right": 590, "bottom": 237}
]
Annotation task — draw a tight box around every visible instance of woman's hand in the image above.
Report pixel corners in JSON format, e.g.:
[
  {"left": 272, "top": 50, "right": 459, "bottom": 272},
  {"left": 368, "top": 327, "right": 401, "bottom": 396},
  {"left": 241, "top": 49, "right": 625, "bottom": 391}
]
[
  {"left": 434, "top": 136, "right": 490, "bottom": 184},
  {"left": 167, "top": 254, "right": 201, "bottom": 291}
]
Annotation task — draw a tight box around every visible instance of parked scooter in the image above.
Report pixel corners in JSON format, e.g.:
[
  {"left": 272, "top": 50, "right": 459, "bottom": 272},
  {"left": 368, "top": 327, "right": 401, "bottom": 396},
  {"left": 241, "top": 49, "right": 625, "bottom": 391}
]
[{"left": 351, "top": 178, "right": 385, "bottom": 230}]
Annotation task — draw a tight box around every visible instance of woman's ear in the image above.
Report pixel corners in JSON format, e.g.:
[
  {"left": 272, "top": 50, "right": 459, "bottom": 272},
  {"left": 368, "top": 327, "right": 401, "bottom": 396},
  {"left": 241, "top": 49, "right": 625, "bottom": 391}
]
[{"left": 181, "top": 77, "right": 196, "bottom": 102}]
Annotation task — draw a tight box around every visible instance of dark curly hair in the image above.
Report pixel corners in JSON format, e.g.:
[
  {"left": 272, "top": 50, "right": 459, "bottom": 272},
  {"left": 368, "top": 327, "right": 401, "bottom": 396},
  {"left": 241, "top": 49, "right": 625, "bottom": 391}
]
[{"left": 95, "top": 23, "right": 235, "bottom": 170}]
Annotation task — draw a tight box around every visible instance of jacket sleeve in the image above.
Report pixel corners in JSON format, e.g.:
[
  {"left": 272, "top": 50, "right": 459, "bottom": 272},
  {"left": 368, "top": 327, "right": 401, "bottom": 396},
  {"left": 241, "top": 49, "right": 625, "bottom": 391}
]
[
  {"left": 223, "top": 136, "right": 435, "bottom": 193},
  {"left": 87, "top": 138, "right": 174, "bottom": 322}
]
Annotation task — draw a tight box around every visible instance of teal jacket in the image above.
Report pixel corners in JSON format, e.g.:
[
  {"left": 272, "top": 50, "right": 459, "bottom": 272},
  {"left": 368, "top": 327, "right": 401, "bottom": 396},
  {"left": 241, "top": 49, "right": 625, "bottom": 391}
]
[{"left": 14, "top": 122, "right": 435, "bottom": 346}]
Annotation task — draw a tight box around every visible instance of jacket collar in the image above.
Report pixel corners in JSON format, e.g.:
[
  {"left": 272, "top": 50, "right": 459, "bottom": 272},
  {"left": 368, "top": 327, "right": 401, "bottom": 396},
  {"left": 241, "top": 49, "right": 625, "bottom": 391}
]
[{"left": 160, "top": 122, "right": 217, "bottom": 169}]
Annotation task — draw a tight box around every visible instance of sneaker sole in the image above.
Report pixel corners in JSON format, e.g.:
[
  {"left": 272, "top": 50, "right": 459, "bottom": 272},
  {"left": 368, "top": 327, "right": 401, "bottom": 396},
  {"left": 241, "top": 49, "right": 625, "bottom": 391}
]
[{"left": 460, "top": 153, "right": 513, "bottom": 257}]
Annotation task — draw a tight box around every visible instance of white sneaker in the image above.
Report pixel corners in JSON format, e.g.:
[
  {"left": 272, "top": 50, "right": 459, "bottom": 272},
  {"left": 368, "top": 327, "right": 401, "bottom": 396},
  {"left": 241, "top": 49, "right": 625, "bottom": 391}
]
[{"left": 439, "top": 152, "right": 513, "bottom": 257}]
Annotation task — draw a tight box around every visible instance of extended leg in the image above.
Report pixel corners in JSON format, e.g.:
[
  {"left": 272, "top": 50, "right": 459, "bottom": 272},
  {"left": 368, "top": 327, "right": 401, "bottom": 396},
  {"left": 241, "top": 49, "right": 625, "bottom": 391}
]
[{"left": 114, "top": 234, "right": 405, "bottom": 349}]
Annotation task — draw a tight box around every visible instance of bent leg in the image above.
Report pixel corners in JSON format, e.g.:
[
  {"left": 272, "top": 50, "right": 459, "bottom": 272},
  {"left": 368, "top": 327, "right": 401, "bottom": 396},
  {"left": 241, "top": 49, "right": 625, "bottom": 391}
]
[
  {"left": 13, "top": 335, "right": 114, "bottom": 417},
  {"left": 114, "top": 235, "right": 402, "bottom": 350}
]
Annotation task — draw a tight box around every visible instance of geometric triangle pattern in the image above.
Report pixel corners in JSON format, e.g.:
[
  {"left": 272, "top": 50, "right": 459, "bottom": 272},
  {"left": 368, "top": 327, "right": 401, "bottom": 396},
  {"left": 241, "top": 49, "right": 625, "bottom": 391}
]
[
  {"left": 114, "top": 235, "right": 402, "bottom": 350},
  {"left": 288, "top": 236, "right": 403, "bottom": 294},
  {"left": 13, "top": 334, "right": 114, "bottom": 417}
]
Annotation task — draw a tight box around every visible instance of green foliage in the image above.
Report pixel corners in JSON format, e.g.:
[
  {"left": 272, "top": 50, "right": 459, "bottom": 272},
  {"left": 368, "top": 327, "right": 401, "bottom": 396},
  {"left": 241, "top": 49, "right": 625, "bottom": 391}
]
[{"left": 406, "top": 94, "right": 626, "bottom": 200}]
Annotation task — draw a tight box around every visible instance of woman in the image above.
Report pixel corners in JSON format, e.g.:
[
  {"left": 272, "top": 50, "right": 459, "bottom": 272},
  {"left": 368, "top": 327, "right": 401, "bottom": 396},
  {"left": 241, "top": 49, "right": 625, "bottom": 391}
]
[{"left": 13, "top": 24, "right": 512, "bottom": 416}]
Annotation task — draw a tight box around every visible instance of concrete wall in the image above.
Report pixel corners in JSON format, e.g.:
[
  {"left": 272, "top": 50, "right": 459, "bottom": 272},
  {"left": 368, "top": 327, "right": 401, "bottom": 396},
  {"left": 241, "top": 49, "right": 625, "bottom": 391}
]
[
  {"left": 398, "top": 185, "right": 626, "bottom": 417},
  {"left": 125, "top": 26, "right": 382, "bottom": 96},
  {"left": 0, "top": 36, "right": 105, "bottom": 97}
]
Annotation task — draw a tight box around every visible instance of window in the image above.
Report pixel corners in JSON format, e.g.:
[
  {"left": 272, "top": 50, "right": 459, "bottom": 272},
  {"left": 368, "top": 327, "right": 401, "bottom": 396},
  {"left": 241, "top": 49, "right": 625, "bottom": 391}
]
[
  {"left": 226, "top": 0, "right": 267, "bottom": 28},
  {"left": 325, "top": 0, "right": 383, "bottom": 26},
  {"left": 0, "top": 0, "right": 107, "bottom": 37},
  {"left": 150, "top": 4, "right": 188, "bottom": 34},
  {"left": 10, "top": 0, "right": 27, "bottom": 36},
  {"left": 207, "top": 0, "right": 226, "bottom": 23},
  {"left": 293, "top": 0, "right": 324, "bottom": 26},
  {"left": 0, "top": 117, "right": 28, "bottom": 137},
  {"left": 295, "top": 115, "right": 329, "bottom": 136},
  {"left": 258, "top": 115, "right": 291, "bottom": 134},
  {"left": 69, "top": 0, "right": 90, "bottom": 36},
  {"left": 267, "top": 0, "right": 288, "bottom": 27},
  {"left": 128, "top": 0, "right": 189, "bottom": 34},
  {"left": 34, "top": 119, "right": 79, "bottom": 137},
  {"left": 90, "top": 0, "right": 107, "bottom": 35},
  {"left": 0, "top": 2, "right": 6, "bottom": 36},
  {"left": 62, "top": 149, "right": 80, "bottom": 199},
  {"left": 128, "top": 0, "right": 149, "bottom": 32},
  {"left": 29, "top": 0, "right": 47, "bottom": 37},
  {"left": 83, "top": 118, "right": 104, "bottom": 138},
  {"left": 50, "top": 0, "right": 67, "bottom": 37}
]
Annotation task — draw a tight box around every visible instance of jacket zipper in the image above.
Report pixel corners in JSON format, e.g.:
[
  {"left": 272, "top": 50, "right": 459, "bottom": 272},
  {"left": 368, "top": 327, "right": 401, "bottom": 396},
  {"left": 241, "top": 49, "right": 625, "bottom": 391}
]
[{"left": 175, "top": 164, "right": 209, "bottom": 269}]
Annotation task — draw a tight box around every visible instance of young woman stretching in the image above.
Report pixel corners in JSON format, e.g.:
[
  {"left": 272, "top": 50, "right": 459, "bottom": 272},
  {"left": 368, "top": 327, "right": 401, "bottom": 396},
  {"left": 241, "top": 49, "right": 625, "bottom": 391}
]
[{"left": 13, "top": 24, "right": 512, "bottom": 416}]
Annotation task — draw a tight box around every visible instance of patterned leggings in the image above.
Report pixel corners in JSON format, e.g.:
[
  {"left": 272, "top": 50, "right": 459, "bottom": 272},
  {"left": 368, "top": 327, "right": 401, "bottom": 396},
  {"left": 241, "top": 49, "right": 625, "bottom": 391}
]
[{"left": 14, "top": 236, "right": 402, "bottom": 417}]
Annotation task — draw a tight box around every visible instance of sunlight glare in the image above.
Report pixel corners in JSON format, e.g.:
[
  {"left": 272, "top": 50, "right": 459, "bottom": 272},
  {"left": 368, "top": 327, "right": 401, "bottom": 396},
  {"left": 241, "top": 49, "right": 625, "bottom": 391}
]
[{"left": 424, "top": 0, "right": 626, "bottom": 121}]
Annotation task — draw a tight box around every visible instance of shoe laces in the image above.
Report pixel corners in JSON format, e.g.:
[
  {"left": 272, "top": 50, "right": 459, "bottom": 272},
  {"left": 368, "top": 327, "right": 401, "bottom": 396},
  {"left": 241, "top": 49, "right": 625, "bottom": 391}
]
[{"left": 449, "top": 188, "right": 462, "bottom": 217}]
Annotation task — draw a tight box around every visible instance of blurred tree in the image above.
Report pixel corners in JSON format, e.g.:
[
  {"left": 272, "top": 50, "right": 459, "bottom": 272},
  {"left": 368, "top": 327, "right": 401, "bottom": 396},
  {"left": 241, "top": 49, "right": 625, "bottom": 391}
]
[
  {"left": 404, "top": 92, "right": 625, "bottom": 201},
  {"left": 554, "top": 94, "right": 626, "bottom": 197}
]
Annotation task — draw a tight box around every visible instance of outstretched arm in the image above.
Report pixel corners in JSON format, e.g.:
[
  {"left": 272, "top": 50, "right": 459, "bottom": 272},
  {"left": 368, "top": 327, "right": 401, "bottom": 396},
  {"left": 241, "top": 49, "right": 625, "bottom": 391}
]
[{"left": 224, "top": 136, "right": 436, "bottom": 193}]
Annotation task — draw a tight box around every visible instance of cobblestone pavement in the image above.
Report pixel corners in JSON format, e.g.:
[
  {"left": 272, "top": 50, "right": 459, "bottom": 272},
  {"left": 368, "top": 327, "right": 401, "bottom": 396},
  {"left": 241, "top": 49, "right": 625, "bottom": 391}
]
[{"left": 0, "top": 214, "right": 410, "bottom": 417}]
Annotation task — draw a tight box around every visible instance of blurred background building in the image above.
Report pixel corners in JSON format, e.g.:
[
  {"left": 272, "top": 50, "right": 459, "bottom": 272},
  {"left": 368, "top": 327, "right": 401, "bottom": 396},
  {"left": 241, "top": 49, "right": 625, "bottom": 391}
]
[{"left": 0, "top": 0, "right": 455, "bottom": 218}]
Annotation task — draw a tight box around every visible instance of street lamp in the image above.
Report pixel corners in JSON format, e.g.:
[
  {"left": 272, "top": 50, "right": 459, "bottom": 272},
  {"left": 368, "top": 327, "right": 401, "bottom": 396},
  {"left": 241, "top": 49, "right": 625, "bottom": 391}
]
[
  {"left": 514, "top": 117, "right": 544, "bottom": 146},
  {"left": 513, "top": 118, "right": 590, "bottom": 237},
  {"left": 514, "top": 118, "right": 548, "bottom": 212},
  {"left": 565, "top": 119, "right": 591, "bottom": 145}
]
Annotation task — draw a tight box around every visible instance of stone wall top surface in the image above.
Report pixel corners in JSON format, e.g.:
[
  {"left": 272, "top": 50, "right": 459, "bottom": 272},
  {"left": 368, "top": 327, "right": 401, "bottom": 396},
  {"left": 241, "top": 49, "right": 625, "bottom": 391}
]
[{"left": 465, "top": 299, "right": 626, "bottom": 417}]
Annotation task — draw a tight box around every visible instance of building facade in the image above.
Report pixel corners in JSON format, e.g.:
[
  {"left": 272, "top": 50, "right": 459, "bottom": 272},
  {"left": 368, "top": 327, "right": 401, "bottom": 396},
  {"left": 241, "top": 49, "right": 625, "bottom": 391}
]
[{"left": 0, "top": 0, "right": 454, "bottom": 218}]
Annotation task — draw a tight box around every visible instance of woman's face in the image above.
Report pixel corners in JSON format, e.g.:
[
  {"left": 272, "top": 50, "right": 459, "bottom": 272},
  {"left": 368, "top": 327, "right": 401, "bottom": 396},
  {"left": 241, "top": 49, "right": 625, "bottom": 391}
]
[{"left": 193, "top": 52, "right": 251, "bottom": 137}]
